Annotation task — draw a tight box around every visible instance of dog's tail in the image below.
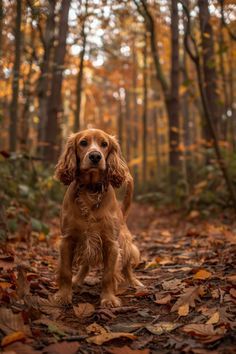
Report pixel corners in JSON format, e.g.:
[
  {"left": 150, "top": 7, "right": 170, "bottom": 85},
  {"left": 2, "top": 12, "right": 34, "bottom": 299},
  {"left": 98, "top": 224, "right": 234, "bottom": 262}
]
[{"left": 121, "top": 173, "right": 134, "bottom": 220}]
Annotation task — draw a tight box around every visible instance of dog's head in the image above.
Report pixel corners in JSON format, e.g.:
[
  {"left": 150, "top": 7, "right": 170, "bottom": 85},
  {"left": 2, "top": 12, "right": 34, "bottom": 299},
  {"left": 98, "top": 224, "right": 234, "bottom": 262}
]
[{"left": 55, "top": 129, "right": 130, "bottom": 188}]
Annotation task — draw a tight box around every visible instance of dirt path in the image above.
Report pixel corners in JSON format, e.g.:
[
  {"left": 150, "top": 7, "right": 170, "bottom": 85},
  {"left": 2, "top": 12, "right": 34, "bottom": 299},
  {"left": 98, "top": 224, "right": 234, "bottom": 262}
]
[{"left": 0, "top": 204, "right": 235, "bottom": 353}]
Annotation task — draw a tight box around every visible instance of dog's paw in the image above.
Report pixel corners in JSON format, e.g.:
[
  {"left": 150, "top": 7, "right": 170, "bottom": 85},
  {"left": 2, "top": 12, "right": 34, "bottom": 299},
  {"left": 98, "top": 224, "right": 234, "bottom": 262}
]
[
  {"left": 101, "top": 294, "right": 121, "bottom": 308},
  {"left": 54, "top": 289, "right": 72, "bottom": 305}
]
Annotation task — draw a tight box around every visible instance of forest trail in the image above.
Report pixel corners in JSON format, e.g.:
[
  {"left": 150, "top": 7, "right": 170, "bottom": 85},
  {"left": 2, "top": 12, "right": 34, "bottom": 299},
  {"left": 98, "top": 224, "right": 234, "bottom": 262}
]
[{"left": 0, "top": 204, "right": 236, "bottom": 354}]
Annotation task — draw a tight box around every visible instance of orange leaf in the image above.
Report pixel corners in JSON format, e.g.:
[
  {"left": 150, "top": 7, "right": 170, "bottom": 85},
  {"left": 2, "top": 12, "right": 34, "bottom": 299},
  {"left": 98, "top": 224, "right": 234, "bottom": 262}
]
[
  {"left": 73, "top": 303, "right": 95, "bottom": 318},
  {"left": 87, "top": 332, "right": 136, "bottom": 345},
  {"left": 194, "top": 269, "right": 212, "bottom": 280},
  {"left": 1, "top": 331, "right": 25, "bottom": 347},
  {"left": 178, "top": 304, "right": 189, "bottom": 317}
]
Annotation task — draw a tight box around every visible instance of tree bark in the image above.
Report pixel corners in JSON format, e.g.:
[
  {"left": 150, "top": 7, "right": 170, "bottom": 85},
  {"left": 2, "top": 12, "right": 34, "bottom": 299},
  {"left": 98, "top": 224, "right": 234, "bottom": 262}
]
[
  {"left": 198, "top": 0, "right": 221, "bottom": 140},
  {"left": 168, "top": 0, "right": 181, "bottom": 186},
  {"left": 9, "top": 0, "right": 22, "bottom": 151},
  {"left": 74, "top": 0, "right": 88, "bottom": 132},
  {"left": 45, "top": 0, "right": 71, "bottom": 162},
  {"left": 132, "top": 36, "right": 139, "bottom": 190},
  {"left": 37, "top": 0, "right": 56, "bottom": 155},
  {"left": 142, "top": 32, "right": 148, "bottom": 185},
  {"left": 125, "top": 88, "right": 131, "bottom": 162},
  {"left": 20, "top": 26, "right": 35, "bottom": 150}
]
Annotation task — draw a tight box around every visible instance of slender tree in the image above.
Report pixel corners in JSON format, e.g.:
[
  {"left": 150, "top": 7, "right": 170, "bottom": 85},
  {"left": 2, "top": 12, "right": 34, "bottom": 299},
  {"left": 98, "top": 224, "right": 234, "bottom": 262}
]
[
  {"left": 142, "top": 31, "right": 148, "bottom": 185},
  {"left": 45, "top": 0, "right": 71, "bottom": 162},
  {"left": 9, "top": 0, "right": 22, "bottom": 151},
  {"left": 198, "top": 0, "right": 221, "bottom": 140},
  {"left": 74, "top": 0, "right": 88, "bottom": 132}
]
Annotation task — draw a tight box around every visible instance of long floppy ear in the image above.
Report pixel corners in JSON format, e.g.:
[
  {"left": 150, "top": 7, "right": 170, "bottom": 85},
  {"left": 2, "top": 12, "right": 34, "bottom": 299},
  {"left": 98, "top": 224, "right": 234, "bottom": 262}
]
[
  {"left": 107, "top": 136, "right": 129, "bottom": 188},
  {"left": 54, "top": 134, "right": 78, "bottom": 185},
  {"left": 107, "top": 136, "right": 134, "bottom": 218}
]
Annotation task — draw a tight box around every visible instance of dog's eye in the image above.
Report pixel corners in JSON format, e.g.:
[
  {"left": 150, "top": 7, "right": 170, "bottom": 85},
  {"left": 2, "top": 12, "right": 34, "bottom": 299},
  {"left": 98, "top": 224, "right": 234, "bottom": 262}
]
[
  {"left": 80, "top": 140, "right": 88, "bottom": 147},
  {"left": 101, "top": 141, "right": 108, "bottom": 148}
]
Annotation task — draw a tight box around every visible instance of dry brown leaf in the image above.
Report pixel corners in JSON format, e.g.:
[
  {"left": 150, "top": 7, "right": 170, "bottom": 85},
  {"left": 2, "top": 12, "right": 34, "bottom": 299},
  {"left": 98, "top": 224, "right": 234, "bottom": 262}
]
[
  {"left": 86, "top": 322, "right": 107, "bottom": 335},
  {"left": 73, "top": 302, "right": 95, "bottom": 318},
  {"left": 1, "top": 331, "right": 26, "bottom": 347},
  {"left": 206, "top": 311, "right": 220, "bottom": 324},
  {"left": 43, "top": 341, "right": 80, "bottom": 354},
  {"left": 0, "top": 308, "right": 31, "bottom": 336},
  {"left": 162, "top": 279, "right": 184, "bottom": 291},
  {"left": 87, "top": 332, "right": 136, "bottom": 345},
  {"left": 229, "top": 288, "right": 236, "bottom": 298},
  {"left": 193, "top": 269, "right": 212, "bottom": 280},
  {"left": 178, "top": 303, "right": 189, "bottom": 317},
  {"left": 171, "top": 286, "right": 204, "bottom": 314},
  {"left": 145, "top": 322, "right": 180, "bottom": 335},
  {"left": 181, "top": 323, "right": 225, "bottom": 337},
  {"left": 107, "top": 346, "right": 150, "bottom": 354},
  {"left": 155, "top": 294, "right": 171, "bottom": 304},
  {"left": 226, "top": 274, "right": 236, "bottom": 283}
]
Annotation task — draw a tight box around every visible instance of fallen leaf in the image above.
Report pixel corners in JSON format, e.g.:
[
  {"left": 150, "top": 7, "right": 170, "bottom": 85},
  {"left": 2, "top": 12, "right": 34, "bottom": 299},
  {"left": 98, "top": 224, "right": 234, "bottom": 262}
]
[
  {"left": 0, "top": 282, "right": 12, "bottom": 289},
  {"left": 182, "top": 324, "right": 225, "bottom": 337},
  {"left": 155, "top": 294, "right": 171, "bottom": 304},
  {"left": 229, "top": 288, "right": 236, "bottom": 298},
  {"left": 178, "top": 303, "right": 189, "bottom": 317},
  {"left": 86, "top": 322, "right": 107, "bottom": 335},
  {"left": 0, "top": 308, "right": 31, "bottom": 336},
  {"left": 145, "top": 322, "right": 180, "bottom": 335},
  {"left": 171, "top": 286, "right": 204, "bottom": 314},
  {"left": 1, "top": 331, "right": 26, "bottom": 347},
  {"left": 87, "top": 332, "right": 136, "bottom": 345},
  {"left": 44, "top": 341, "right": 80, "bottom": 354},
  {"left": 206, "top": 311, "right": 220, "bottom": 324},
  {"left": 110, "top": 323, "right": 144, "bottom": 333},
  {"left": 107, "top": 346, "right": 150, "bottom": 354},
  {"left": 73, "top": 302, "right": 95, "bottom": 318},
  {"left": 226, "top": 274, "right": 236, "bottom": 283},
  {"left": 162, "top": 279, "right": 184, "bottom": 291},
  {"left": 193, "top": 269, "right": 212, "bottom": 280}
]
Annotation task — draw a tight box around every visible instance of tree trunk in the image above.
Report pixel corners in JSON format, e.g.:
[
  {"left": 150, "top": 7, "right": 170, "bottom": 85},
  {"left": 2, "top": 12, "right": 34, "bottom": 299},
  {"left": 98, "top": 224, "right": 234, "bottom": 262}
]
[
  {"left": 198, "top": 0, "right": 221, "bottom": 141},
  {"left": 125, "top": 88, "right": 131, "bottom": 162},
  {"left": 132, "top": 36, "right": 139, "bottom": 191},
  {"left": 45, "top": 0, "right": 71, "bottom": 162},
  {"left": 74, "top": 0, "right": 88, "bottom": 132},
  {"left": 9, "top": 0, "right": 22, "bottom": 151},
  {"left": 168, "top": 0, "right": 181, "bottom": 186},
  {"left": 20, "top": 25, "right": 35, "bottom": 151},
  {"left": 142, "top": 32, "right": 148, "bottom": 185},
  {"left": 117, "top": 96, "right": 124, "bottom": 154},
  {"left": 0, "top": 0, "right": 3, "bottom": 63},
  {"left": 37, "top": 0, "right": 56, "bottom": 155}
]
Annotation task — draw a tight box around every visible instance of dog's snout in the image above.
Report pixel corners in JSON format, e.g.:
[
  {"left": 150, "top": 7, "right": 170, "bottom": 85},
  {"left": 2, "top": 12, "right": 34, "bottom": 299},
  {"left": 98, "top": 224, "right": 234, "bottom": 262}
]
[{"left": 89, "top": 151, "right": 102, "bottom": 164}]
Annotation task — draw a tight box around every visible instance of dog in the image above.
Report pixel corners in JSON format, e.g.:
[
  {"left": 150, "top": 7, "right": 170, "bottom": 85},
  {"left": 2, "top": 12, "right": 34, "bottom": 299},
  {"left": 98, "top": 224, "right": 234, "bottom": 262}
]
[{"left": 54, "top": 128, "right": 143, "bottom": 307}]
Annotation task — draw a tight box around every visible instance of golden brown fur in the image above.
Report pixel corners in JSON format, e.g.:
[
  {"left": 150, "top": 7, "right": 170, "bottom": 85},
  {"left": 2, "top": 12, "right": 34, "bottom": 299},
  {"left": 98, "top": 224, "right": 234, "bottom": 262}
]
[{"left": 54, "top": 129, "right": 143, "bottom": 307}]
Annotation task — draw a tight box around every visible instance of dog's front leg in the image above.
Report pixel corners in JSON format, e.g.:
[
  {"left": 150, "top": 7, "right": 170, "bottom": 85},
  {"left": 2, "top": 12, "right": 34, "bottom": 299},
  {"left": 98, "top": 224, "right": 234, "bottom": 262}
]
[
  {"left": 101, "top": 240, "right": 121, "bottom": 307},
  {"left": 55, "top": 237, "right": 74, "bottom": 305}
]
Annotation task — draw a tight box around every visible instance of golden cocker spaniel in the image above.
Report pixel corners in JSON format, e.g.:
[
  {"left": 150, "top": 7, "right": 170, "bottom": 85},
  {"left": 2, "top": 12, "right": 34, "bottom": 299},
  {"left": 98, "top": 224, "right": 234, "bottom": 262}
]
[{"left": 54, "top": 128, "right": 143, "bottom": 307}]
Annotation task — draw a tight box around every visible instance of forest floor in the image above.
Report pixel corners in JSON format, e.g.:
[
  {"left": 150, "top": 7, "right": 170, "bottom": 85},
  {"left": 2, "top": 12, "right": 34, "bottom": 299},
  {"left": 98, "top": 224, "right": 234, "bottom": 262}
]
[{"left": 0, "top": 203, "right": 236, "bottom": 354}]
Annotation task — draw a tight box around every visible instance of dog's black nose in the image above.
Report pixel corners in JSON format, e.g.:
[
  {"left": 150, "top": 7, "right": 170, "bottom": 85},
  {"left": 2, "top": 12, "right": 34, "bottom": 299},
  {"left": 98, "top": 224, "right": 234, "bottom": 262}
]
[{"left": 89, "top": 151, "right": 102, "bottom": 164}]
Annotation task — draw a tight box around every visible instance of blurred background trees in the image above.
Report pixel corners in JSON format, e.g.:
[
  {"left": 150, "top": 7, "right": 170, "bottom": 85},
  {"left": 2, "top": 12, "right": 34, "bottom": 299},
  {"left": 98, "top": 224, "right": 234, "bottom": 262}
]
[{"left": 0, "top": 0, "right": 236, "bottom": 209}]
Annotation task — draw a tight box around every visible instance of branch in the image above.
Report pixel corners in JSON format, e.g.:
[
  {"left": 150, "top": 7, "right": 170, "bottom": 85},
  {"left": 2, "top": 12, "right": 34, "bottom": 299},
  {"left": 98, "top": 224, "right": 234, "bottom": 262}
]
[{"left": 179, "top": 0, "right": 199, "bottom": 64}]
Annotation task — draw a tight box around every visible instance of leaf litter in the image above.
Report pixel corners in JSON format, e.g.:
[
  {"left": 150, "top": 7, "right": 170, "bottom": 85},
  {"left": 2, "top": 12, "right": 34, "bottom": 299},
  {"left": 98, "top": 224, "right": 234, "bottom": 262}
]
[{"left": 0, "top": 204, "right": 235, "bottom": 353}]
